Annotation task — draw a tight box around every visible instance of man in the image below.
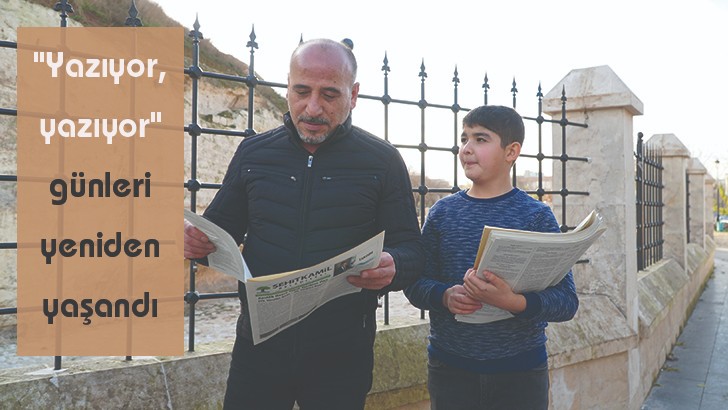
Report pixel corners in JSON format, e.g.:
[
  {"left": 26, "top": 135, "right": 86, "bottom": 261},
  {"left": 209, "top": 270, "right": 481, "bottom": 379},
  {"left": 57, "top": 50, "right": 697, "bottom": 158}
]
[{"left": 184, "top": 38, "right": 424, "bottom": 409}]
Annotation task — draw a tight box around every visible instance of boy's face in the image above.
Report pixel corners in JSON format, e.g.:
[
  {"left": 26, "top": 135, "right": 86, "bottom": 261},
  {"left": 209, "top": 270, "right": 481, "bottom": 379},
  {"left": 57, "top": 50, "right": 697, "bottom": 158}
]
[{"left": 459, "top": 124, "right": 520, "bottom": 185}]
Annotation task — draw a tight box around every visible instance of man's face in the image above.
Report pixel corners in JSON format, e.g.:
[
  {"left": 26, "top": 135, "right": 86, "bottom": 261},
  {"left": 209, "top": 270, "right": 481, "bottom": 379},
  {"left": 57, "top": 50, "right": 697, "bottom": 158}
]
[{"left": 287, "top": 45, "right": 359, "bottom": 145}]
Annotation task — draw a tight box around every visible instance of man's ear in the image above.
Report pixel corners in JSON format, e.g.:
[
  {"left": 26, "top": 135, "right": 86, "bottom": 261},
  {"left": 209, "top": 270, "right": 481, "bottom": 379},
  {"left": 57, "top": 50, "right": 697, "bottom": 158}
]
[
  {"left": 350, "top": 82, "right": 360, "bottom": 109},
  {"left": 506, "top": 142, "right": 521, "bottom": 162}
]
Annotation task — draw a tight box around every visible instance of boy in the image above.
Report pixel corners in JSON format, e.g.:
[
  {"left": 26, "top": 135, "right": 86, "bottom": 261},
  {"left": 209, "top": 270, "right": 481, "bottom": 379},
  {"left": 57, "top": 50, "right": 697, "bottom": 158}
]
[{"left": 404, "top": 105, "right": 578, "bottom": 410}]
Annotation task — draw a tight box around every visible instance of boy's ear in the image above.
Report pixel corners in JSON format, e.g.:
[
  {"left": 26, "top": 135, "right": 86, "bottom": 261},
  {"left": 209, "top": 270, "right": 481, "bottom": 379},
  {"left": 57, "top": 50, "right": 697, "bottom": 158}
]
[{"left": 506, "top": 142, "right": 521, "bottom": 162}]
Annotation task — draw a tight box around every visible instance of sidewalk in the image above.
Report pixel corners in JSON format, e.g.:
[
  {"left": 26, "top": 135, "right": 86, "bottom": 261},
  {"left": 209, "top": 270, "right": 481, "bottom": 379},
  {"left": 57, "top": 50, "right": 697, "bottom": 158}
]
[{"left": 641, "top": 244, "right": 728, "bottom": 409}]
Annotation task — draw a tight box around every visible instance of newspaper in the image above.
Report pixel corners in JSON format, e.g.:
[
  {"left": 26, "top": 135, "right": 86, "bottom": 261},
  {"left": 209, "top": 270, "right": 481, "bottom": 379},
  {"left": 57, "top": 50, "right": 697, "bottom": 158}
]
[
  {"left": 184, "top": 210, "right": 384, "bottom": 344},
  {"left": 184, "top": 210, "right": 252, "bottom": 282},
  {"left": 245, "top": 232, "right": 384, "bottom": 344},
  {"left": 456, "top": 210, "right": 606, "bottom": 324}
]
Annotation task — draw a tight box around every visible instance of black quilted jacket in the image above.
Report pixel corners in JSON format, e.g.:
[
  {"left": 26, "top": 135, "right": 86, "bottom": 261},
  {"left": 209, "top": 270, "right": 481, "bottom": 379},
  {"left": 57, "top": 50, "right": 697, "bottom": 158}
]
[{"left": 203, "top": 112, "right": 424, "bottom": 339}]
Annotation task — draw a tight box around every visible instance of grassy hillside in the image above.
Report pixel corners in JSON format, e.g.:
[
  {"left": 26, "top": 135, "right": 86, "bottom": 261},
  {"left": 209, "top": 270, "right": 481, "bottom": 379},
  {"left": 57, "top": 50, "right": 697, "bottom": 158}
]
[{"left": 25, "top": 0, "right": 287, "bottom": 112}]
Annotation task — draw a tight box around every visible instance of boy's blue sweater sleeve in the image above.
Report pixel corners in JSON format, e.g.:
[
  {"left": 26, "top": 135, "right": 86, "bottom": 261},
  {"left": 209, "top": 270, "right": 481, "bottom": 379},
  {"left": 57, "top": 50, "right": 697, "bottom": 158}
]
[
  {"left": 518, "top": 292, "right": 543, "bottom": 317},
  {"left": 515, "top": 270, "right": 578, "bottom": 322},
  {"left": 404, "top": 278, "right": 449, "bottom": 311},
  {"left": 405, "top": 277, "right": 449, "bottom": 311},
  {"left": 404, "top": 204, "right": 453, "bottom": 313}
]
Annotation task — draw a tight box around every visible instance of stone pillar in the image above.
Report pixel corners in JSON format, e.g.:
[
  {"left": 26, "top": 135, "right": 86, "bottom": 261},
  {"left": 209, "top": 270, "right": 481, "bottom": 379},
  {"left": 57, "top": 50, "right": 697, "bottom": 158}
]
[
  {"left": 544, "top": 65, "right": 643, "bottom": 409},
  {"left": 687, "top": 159, "right": 707, "bottom": 248},
  {"left": 543, "top": 65, "right": 642, "bottom": 331},
  {"left": 646, "top": 134, "right": 690, "bottom": 269},
  {"left": 705, "top": 174, "right": 715, "bottom": 238}
]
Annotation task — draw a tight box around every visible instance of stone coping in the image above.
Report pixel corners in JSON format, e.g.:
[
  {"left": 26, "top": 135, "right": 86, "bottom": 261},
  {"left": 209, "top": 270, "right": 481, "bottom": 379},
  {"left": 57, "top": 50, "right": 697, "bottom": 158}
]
[
  {"left": 638, "top": 241, "right": 715, "bottom": 338},
  {"left": 637, "top": 259, "right": 689, "bottom": 337},
  {"left": 547, "top": 295, "right": 637, "bottom": 369},
  {"left": 0, "top": 320, "right": 431, "bottom": 409}
]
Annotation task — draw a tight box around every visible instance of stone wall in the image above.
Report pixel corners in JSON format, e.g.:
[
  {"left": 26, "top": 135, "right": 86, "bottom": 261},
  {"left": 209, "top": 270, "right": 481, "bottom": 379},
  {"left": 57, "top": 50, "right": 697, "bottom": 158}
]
[{"left": 0, "top": 319, "right": 431, "bottom": 409}]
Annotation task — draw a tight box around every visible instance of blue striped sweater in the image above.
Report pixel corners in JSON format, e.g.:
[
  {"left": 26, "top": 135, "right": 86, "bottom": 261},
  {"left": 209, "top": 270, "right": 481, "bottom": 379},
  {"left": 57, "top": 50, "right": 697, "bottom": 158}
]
[{"left": 404, "top": 188, "right": 579, "bottom": 373}]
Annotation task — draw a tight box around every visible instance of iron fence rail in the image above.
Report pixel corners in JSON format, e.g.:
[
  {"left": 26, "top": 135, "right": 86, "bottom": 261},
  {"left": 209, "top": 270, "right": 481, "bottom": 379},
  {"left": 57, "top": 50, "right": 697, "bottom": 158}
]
[{"left": 635, "top": 132, "right": 665, "bottom": 270}]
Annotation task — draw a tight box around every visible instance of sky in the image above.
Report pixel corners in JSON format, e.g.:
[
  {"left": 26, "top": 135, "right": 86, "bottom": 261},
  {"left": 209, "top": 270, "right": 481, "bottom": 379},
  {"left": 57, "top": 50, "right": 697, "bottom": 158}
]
[{"left": 151, "top": 0, "right": 728, "bottom": 182}]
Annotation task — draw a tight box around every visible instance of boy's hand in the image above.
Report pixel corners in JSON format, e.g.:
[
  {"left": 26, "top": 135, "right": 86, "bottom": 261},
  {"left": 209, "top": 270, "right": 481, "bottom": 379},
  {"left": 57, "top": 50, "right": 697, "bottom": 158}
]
[
  {"left": 348, "top": 252, "right": 396, "bottom": 290},
  {"left": 442, "top": 284, "right": 482, "bottom": 315},
  {"left": 463, "top": 269, "right": 526, "bottom": 314}
]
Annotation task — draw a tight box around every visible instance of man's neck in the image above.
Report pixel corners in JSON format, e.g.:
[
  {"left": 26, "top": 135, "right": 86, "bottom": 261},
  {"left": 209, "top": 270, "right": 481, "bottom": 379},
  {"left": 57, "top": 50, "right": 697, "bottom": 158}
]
[{"left": 302, "top": 142, "right": 320, "bottom": 153}]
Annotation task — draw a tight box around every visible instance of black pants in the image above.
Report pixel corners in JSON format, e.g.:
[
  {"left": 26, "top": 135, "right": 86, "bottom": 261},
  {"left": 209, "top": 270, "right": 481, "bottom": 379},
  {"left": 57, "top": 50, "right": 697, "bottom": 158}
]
[
  {"left": 428, "top": 357, "right": 549, "bottom": 410},
  {"left": 223, "top": 312, "right": 376, "bottom": 410}
]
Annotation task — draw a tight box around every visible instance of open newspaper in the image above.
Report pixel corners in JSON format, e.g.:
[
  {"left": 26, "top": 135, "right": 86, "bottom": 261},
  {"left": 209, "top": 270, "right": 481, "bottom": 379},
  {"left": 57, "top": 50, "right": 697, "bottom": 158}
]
[
  {"left": 184, "top": 210, "right": 252, "bottom": 283},
  {"left": 184, "top": 210, "right": 384, "bottom": 344},
  {"left": 456, "top": 210, "right": 606, "bottom": 324}
]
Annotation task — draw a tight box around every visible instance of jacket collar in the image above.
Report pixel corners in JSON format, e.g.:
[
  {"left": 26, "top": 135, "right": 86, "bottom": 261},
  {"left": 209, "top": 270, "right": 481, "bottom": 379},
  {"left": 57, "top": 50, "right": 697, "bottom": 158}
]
[{"left": 283, "top": 112, "right": 353, "bottom": 149}]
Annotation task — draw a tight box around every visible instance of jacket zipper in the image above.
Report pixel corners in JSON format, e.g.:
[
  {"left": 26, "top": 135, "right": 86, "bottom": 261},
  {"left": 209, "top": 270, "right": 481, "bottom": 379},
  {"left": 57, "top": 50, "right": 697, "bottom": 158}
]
[{"left": 298, "top": 154, "right": 314, "bottom": 261}]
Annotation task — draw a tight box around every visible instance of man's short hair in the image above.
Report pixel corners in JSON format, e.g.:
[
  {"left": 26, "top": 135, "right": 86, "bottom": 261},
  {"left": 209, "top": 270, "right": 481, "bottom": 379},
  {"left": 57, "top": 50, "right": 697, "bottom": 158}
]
[
  {"left": 462, "top": 105, "right": 525, "bottom": 147},
  {"left": 292, "top": 38, "right": 358, "bottom": 81}
]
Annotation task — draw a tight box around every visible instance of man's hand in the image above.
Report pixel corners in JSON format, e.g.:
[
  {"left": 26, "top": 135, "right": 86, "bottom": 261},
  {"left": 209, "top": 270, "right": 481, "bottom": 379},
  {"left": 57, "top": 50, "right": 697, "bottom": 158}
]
[
  {"left": 347, "top": 251, "right": 396, "bottom": 290},
  {"left": 442, "top": 284, "right": 482, "bottom": 315},
  {"left": 184, "top": 219, "right": 216, "bottom": 259},
  {"left": 463, "top": 268, "right": 526, "bottom": 314}
]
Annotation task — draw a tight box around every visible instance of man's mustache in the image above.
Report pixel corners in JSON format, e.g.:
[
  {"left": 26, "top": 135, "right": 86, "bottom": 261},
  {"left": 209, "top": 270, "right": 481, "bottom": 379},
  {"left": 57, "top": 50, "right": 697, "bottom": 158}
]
[{"left": 298, "top": 116, "right": 329, "bottom": 125}]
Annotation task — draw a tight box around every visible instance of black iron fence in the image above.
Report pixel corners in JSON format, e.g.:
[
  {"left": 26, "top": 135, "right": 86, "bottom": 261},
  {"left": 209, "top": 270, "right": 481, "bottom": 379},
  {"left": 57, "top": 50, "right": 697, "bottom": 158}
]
[
  {"left": 0, "top": 0, "right": 588, "bottom": 369},
  {"left": 635, "top": 132, "right": 664, "bottom": 270}
]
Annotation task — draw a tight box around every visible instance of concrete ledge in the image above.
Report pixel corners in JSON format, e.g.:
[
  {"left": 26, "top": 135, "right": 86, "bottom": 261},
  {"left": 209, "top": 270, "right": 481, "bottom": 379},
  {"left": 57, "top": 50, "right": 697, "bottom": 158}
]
[
  {"left": 366, "top": 385, "right": 429, "bottom": 410},
  {"left": 0, "top": 341, "right": 233, "bottom": 409},
  {"left": 637, "top": 242, "right": 715, "bottom": 341},
  {"left": 368, "top": 316, "right": 429, "bottom": 408},
  {"left": 638, "top": 258, "right": 689, "bottom": 337},
  {"left": 686, "top": 241, "right": 712, "bottom": 277},
  {"left": 0, "top": 319, "right": 431, "bottom": 410},
  {"left": 371, "top": 317, "right": 429, "bottom": 396},
  {"left": 546, "top": 294, "right": 637, "bottom": 369}
]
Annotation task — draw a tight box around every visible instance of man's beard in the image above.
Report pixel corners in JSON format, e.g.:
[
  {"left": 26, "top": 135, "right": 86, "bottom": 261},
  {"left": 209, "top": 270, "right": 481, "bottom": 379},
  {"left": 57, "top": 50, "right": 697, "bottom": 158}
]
[
  {"left": 299, "top": 133, "right": 329, "bottom": 145},
  {"left": 297, "top": 115, "right": 331, "bottom": 145}
]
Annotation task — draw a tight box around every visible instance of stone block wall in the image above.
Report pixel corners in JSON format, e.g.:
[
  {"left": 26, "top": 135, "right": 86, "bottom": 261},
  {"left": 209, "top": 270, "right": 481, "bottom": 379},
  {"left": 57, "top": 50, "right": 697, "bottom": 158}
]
[{"left": 0, "top": 323, "right": 430, "bottom": 409}]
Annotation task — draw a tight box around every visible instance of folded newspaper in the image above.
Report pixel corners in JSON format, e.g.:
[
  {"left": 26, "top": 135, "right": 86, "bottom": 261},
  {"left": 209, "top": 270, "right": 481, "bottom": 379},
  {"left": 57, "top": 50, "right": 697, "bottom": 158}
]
[
  {"left": 184, "top": 210, "right": 384, "bottom": 344},
  {"left": 456, "top": 209, "right": 606, "bottom": 324}
]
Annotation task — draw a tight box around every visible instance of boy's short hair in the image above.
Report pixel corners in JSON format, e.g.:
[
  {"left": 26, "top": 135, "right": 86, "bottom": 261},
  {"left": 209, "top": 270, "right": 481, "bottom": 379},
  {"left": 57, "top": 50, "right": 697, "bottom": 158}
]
[{"left": 462, "top": 105, "right": 524, "bottom": 147}]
